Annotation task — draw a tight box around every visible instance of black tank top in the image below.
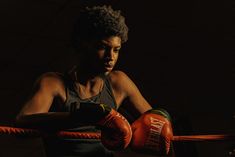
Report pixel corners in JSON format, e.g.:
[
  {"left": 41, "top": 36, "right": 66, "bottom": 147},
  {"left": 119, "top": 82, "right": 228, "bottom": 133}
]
[
  {"left": 62, "top": 73, "right": 117, "bottom": 112},
  {"left": 44, "top": 73, "right": 117, "bottom": 157}
]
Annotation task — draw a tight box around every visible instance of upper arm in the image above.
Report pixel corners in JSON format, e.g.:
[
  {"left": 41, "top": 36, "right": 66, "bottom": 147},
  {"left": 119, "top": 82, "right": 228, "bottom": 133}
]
[
  {"left": 17, "top": 72, "right": 66, "bottom": 117},
  {"left": 109, "top": 71, "right": 152, "bottom": 115}
]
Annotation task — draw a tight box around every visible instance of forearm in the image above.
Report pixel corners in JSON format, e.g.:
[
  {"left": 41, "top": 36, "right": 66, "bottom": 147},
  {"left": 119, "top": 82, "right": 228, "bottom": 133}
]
[
  {"left": 15, "top": 112, "right": 75, "bottom": 131},
  {"left": 15, "top": 102, "right": 110, "bottom": 130},
  {"left": 15, "top": 102, "right": 116, "bottom": 131}
]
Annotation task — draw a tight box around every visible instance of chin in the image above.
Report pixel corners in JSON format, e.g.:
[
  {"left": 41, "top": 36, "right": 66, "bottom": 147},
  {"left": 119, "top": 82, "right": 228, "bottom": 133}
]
[
  {"left": 103, "top": 68, "right": 113, "bottom": 75},
  {"left": 104, "top": 71, "right": 110, "bottom": 75}
]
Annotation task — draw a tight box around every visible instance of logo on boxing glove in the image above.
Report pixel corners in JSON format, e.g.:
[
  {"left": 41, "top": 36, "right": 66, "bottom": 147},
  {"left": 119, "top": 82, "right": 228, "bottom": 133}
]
[
  {"left": 131, "top": 109, "right": 173, "bottom": 155},
  {"left": 145, "top": 116, "right": 166, "bottom": 151}
]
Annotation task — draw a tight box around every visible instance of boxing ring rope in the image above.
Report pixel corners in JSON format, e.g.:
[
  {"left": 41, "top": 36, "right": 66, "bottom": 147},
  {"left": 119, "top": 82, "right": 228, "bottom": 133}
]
[
  {"left": 0, "top": 126, "right": 101, "bottom": 139},
  {"left": 172, "top": 134, "right": 235, "bottom": 142},
  {"left": 0, "top": 126, "right": 234, "bottom": 142}
]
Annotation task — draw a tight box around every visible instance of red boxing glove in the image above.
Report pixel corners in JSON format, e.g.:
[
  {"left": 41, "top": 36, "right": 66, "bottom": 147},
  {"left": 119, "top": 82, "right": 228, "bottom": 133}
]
[
  {"left": 71, "top": 102, "right": 132, "bottom": 151},
  {"left": 98, "top": 108, "right": 132, "bottom": 150},
  {"left": 130, "top": 109, "right": 173, "bottom": 155}
]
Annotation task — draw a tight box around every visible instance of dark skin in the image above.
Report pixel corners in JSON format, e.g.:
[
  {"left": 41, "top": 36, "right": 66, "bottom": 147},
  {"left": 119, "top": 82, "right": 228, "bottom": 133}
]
[{"left": 16, "top": 36, "right": 152, "bottom": 129}]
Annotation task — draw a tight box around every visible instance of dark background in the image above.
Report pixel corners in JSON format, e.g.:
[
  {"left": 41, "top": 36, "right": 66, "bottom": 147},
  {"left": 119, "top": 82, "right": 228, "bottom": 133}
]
[{"left": 0, "top": 0, "right": 234, "bottom": 156}]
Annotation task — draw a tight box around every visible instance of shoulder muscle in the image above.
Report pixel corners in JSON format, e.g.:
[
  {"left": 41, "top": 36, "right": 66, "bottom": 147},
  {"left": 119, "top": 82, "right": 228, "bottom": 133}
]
[
  {"left": 18, "top": 72, "right": 66, "bottom": 116},
  {"left": 35, "top": 72, "right": 65, "bottom": 97},
  {"left": 108, "top": 70, "right": 152, "bottom": 114}
]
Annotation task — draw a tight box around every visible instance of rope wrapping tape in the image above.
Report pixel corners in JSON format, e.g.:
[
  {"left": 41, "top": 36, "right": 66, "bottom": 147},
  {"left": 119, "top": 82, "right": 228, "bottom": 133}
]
[{"left": 0, "top": 126, "right": 101, "bottom": 139}]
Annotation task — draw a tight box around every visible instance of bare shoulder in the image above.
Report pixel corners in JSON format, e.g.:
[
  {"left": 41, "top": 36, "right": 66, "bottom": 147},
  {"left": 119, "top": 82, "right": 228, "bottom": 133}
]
[
  {"left": 108, "top": 71, "right": 152, "bottom": 113},
  {"left": 108, "top": 70, "right": 130, "bottom": 85},
  {"left": 107, "top": 70, "right": 136, "bottom": 95},
  {"left": 38, "top": 72, "right": 63, "bottom": 82},
  {"left": 35, "top": 72, "right": 66, "bottom": 96}
]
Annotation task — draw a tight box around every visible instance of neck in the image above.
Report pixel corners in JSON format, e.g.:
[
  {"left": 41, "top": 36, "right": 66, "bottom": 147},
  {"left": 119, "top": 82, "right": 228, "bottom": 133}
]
[
  {"left": 70, "top": 67, "right": 103, "bottom": 85},
  {"left": 73, "top": 70, "right": 104, "bottom": 100}
]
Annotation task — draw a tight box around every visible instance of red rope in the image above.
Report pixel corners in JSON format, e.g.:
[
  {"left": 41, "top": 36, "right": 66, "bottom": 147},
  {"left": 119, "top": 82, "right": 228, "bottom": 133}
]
[
  {"left": 173, "top": 134, "right": 235, "bottom": 142},
  {"left": 57, "top": 131, "right": 101, "bottom": 139},
  {"left": 0, "top": 126, "right": 41, "bottom": 136},
  {"left": 0, "top": 126, "right": 234, "bottom": 142},
  {"left": 0, "top": 126, "right": 101, "bottom": 139}
]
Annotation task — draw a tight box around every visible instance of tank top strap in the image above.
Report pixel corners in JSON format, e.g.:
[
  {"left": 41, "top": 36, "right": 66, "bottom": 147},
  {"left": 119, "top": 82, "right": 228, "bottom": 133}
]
[
  {"left": 60, "top": 72, "right": 81, "bottom": 112},
  {"left": 99, "top": 74, "right": 117, "bottom": 110}
]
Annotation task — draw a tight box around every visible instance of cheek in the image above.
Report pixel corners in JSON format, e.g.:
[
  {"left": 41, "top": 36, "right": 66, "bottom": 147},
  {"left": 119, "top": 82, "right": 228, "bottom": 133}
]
[
  {"left": 96, "top": 50, "right": 106, "bottom": 59},
  {"left": 114, "top": 53, "right": 119, "bottom": 61}
]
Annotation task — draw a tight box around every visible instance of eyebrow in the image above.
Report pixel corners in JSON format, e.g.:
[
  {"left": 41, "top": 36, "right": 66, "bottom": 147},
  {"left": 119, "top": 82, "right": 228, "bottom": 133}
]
[{"left": 100, "top": 41, "right": 121, "bottom": 49}]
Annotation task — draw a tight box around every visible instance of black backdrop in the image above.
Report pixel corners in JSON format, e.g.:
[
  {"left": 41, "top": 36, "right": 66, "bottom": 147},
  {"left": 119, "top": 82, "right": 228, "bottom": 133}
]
[{"left": 0, "top": 0, "right": 234, "bottom": 156}]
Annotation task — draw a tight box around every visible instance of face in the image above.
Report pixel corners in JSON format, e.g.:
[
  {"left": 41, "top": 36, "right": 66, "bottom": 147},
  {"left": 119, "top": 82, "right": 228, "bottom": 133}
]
[{"left": 84, "top": 36, "right": 122, "bottom": 74}]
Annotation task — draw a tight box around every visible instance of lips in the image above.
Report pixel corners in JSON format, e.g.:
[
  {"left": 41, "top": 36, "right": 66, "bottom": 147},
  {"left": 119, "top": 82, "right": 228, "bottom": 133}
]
[{"left": 104, "top": 61, "right": 114, "bottom": 67}]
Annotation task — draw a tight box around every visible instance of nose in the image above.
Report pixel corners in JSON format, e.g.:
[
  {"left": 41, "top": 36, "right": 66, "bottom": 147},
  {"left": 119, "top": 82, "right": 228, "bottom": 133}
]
[{"left": 105, "top": 48, "right": 115, "bottom": 60}]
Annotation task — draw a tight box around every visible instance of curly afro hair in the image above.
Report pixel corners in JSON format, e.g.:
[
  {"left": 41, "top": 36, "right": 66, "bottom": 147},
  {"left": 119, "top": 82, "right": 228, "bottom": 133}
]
[{"left": 72, "top": 5, "right": 128, "bottom": 49}]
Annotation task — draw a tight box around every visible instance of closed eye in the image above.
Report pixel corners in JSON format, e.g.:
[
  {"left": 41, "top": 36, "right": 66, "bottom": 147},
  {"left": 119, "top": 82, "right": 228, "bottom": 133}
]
[
  {"left": 113, "top": 48, "right": 121, "bottom": 53},
  {"left": 96, "top": 44, "right": 107, "bottom": 50}
]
